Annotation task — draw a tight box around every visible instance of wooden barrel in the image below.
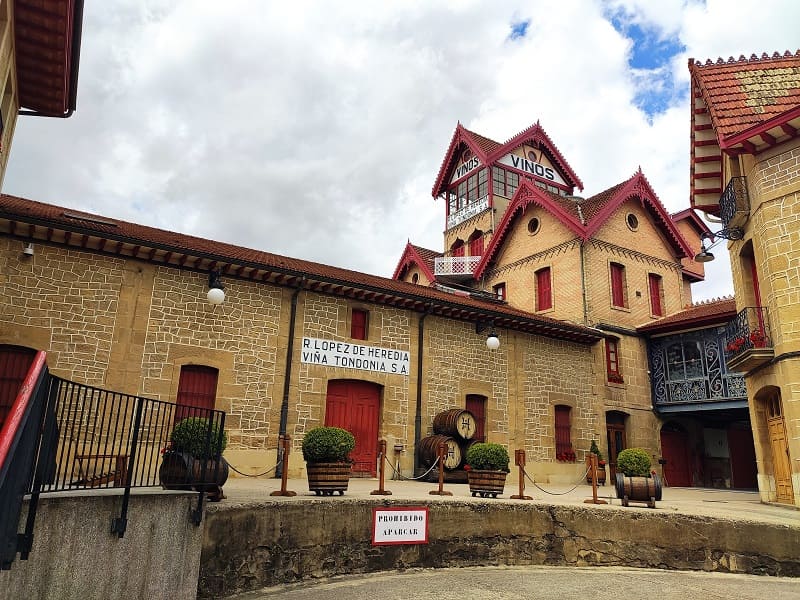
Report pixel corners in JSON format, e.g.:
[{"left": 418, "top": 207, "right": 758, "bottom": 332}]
[
  {"left": 306, "top": 462, "right": 351, "bottom": 496},
  {"left": 433, "top": 409, "right": 477, "bottom": 440},
  {"left": 467, "top": 469, "right": 507, "bottom": 498},
  {"left": 159, "top": 452, "right": 229, "bottom": 492},
  {"left": 615, "top": 473, "right": 662, "bottom": 507},
  {"left": 418, "top": 435, "right": 462, "bottom": 470}
]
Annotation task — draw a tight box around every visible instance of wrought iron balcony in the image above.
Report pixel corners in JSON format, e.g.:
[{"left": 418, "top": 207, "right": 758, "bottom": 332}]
[
  {"left": 724, "top": 306, "right": 774, "bottom": 372},
  {"left": 719, "top": 176, "right": 750, "bottom": 230},
  {"left": 434, "top": 255, "right": 480, "bottom": 279}
]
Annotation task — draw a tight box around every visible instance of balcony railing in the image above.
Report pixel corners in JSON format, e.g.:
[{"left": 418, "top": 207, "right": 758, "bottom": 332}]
[
  {"left": 724, "top": 306, "right": 774, "bottom": 372},
  {"left": 719, "top": 176, "right": 750, "bottom": 230},
  {"left": 434, "top": 255, "right": 480, "bottom": 278}
]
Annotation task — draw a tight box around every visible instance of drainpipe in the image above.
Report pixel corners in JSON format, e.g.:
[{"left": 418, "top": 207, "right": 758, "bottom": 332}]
[
  {"left": 276, "top": 278, "right": 304, "bottom": 477},
  {"left": 579, "top": 240, "right": 589, "bottom": 325},
  {"left": 413, "top": 306, "right": 432, "bottom": 475}
]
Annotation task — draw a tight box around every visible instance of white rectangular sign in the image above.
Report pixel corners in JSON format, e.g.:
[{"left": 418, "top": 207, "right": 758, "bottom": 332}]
[
  {"left": 372, "top": 507, "right": 429, "bottom": 545},
  {"left": 301, "top": 337, "right": 410, "bottom": 376}
]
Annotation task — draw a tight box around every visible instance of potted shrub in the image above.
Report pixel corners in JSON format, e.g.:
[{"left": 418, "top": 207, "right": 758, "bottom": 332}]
[
  {"left": 614, "top": 447, "right": 662, "bottom": 508},
  {"left": 159, "top": 417, "right": 229, "bottom": 501},
  {"left": 465, "top": 442, "right": 510, "bottom": 498},
  {"left": 302, "top": 426, "right": 355, "bottom": 496},
  {"left": 586, "top": 439, "right": 606, "bottom": 485}
]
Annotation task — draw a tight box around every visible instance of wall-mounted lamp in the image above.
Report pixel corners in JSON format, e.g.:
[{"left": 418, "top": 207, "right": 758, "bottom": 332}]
[
  {"left": 22, "top": 243, "right": 34, "bottom": 257},
  {"left": 694, "top": 227, "right": 744, "bottom": 263},
  {"left": 207, "top": 270, "right": 226, "bottom": 305},
  {"left": 476, "top": 321, "right": 501, "bottom": 350}
]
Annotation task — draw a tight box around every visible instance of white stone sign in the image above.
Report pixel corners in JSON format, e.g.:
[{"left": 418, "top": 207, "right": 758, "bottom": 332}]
[
  {"left": 301, "top": 337, "right": 410, "bottom": 376},
  {"left": 372, "top": 507, "right": 429, "bottom": 545}
]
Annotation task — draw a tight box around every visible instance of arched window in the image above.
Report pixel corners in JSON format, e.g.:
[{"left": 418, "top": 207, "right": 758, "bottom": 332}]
[{"left": 468, "top": 231, "right": 484, "bottom": 257}]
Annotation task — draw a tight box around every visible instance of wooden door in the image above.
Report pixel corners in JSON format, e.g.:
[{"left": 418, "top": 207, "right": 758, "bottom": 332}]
[
  {"left": 766, "top": 395, "right": 793, "bottom": 503},
  {"left": 465, "top": 395, "right": 486, "bottom": 442},
  {"left": 727, "top": 427, "right": 758, "bottom": 489},
  {"left": 175, "top": 365, "right": 219, "bottom": 422},
  {"left": 606, "top": 413, "right": 627, "bottom": 480},
  {"left": 660, "top": 428, "right": 691, "bottom": 487},
  {"left": 0, "top": 345, "right": 37, "bottom": 430},
  {"left": 325, "top": 380, "right": 380, "bottom": 476}
]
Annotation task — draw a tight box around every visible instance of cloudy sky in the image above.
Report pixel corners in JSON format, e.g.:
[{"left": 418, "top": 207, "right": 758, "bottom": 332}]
[{"left": 6, "top": 0, "right": 800, "bottom": 301}]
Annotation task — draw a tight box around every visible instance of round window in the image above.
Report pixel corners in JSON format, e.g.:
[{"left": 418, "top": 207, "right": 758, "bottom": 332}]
[
  {"left": 626, "top": 213, "right": 639, "bottom": 231},
  {"left": 527, "top": 217, "right": 541, "bottom": 235}
]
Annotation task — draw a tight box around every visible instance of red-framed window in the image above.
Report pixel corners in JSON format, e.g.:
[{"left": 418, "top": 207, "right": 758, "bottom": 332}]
[
  {"left": 554, "top": 405, "right": 573, "bottom": 461},
  {"left": 535, "top": 267, "right": 552, "bottom": 311},
  {"left": 468, "top": 233, "right": 484, "bottom": 257},
  {"left": 648, "top": 273, "right": 663, "bottom": 317},
  {"left": 605, "top": 338, "right": 623, "bottom": 383},
  {"left": 351, "top": 309, "right": 368, "bottom": 340},
  {"left": 493, "top": 282, "right": 506, "bottom": 301},
  {"left": 610, "top": 262, "right": 627, "bottom": 308},
  {"left": 175, "top": 365, "right": 219, "bottom": 422}
]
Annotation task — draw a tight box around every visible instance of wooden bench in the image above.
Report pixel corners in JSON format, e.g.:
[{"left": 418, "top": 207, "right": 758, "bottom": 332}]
[{"left": 71, "top": 454, "right": 129, "bottom": 488}]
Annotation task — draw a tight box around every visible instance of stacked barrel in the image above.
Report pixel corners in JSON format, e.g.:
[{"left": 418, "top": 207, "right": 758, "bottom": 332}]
[{"left": 418, "top": 409, "right": 477, "bottom": 477}]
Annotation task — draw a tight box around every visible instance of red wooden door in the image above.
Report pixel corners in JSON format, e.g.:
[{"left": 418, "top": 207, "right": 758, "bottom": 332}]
[
  {"left": 660, "top": 429, "right": 692, "bottom": 487},
  {"left": 536, "top": 268, "right": 552, "bottom": 311},
  {"left": 465, "top": 395, "right": 486, "bottom": 442},
  {"left": 0, "top": 345, "right": 37, "bottom": 430},
  {"left": 175, "top": 365, "right": 219, "bottom": 422},
  {"left": 727, "top": 427, "right": 758, "bottom": 489},
  {"left": 648, "top": 274, "right": 663, "bottom": 316},
  {"left": 325, "top": 380, "right": 380, "bottom": 476}
]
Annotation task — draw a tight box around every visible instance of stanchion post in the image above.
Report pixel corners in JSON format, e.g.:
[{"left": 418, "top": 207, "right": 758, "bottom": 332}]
[
  {"left": 583, "top": 452, "right": 607, "bottom": 505},
  {"left": 510, "top": 449, "right": 532, "bottom": 500},
  {"left": 270, "top": 434, "right": 297, "bottom": 497},
  {"left": 371, "top": 439, "right": 392, "bottom": 495},
  {"left": 429, "top": 442, "right": 452, "bottom": 496}
]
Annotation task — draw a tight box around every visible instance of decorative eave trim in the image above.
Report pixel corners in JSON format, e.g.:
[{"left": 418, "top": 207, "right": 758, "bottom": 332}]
[
  {"left": 431, "top": 123, "right": 494, "bottom": 198},
  {"left": 720, "top": 105, "right": 800, "bottom": 150},
  {"left": 392, "top": 242, "right": 437, "bottom": 282}
]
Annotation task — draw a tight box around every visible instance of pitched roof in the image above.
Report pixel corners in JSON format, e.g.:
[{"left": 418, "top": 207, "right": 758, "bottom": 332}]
[
  {"left": 637, "top": 297, "right": 737, "bottom": 334},
  {"left": 689, "top": 50, "right": 800, "bottom": 212},
  {"left": 474, "top": 170, "right": 695, "bottom": 279},
  {"left": 15, "top": 0, "right": 84, "bottom": 116},
  {"left": 392, "top": 242, "right": 439, "bottom": 282},
  {"left": 431, "top": 123, "right": 498, "bottom": 197},
  {"left": 0, "top": 193, "right": 604, "bottom": 344}
]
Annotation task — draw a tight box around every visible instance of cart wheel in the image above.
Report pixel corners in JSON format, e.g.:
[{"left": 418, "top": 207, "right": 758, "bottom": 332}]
[
  {"left": 471, "top": 492, "right": 477, "bottom": 497},
  {"left": 622, "top": 495, "right": 629, "bottom": 507},
  {"left": 314, "top": 490, "right": 321, "bottom": 496}
]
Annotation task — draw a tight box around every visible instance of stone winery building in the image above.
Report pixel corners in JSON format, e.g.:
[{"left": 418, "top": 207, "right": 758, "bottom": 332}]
[{"left": 1, "top": 45, "right": 797, "bottom": 505}]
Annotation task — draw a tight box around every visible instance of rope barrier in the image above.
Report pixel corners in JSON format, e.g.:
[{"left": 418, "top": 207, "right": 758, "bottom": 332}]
[
  {"left": 522, "top": 464, "right": 592, "bottom": 496},
  {"left": 384, "top": 454, "right": 440, "bottom": 481},
  {"left": 227, "top": 446, "right": 283, "bottom": 478}
]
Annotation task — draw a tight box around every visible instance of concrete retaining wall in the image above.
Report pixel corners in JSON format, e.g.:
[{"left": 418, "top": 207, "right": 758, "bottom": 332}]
[
  {"left": 199, "top": 500, "right": 800, "bottom": 598},
  {"left": 0, "top": 491, "right": 203, "bottom": 600}
]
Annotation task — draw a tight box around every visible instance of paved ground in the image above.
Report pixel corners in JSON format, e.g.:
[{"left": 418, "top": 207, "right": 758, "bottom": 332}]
[
  {"left": 228, "top": 565, "right": 800, "bottom": 599},
  {"left": 215, "top": 474, "right": 800, "bottom": 528}
]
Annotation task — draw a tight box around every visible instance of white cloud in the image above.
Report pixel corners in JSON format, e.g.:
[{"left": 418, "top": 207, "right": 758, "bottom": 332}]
[{"left": 6, "top": 0, "right": 799, "bottom": 302}]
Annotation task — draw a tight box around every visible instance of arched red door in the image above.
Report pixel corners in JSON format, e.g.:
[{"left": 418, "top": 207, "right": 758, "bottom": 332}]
[{"left": 325, "top": 380, "right": 380, "bottom": 476}]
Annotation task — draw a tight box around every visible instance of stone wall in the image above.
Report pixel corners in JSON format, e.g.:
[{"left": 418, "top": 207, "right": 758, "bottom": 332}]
[{"left": 198, "top": 499, "right": 800, "bottom": 598}]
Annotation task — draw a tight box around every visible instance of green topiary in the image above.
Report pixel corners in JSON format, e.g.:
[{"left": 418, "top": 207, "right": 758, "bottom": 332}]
[
  {"left": 589, "top": 439, "right": 604, "bottom": 462},
  {"left": 301, "top": 426, "right": 356, "bottom": 463},
  {"left": 616, "top": 448, "right": 651, "bottom": 476},
  {"left": 466, "top": 442, "right": 510, "bottom": 472},
  {"left": 171, "top": 417, "right": 227, "bottom": 459}
]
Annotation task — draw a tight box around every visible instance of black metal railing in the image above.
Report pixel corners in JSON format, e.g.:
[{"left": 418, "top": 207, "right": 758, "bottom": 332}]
[
  {"left": 724, "top": 306, "right": 772, "bottom": 363},
  {"left": 719, "top": 176, "right": 750, "bottom": 229},
  {"left": 1, "top": 364, "right": 225, "bottom": 568}
]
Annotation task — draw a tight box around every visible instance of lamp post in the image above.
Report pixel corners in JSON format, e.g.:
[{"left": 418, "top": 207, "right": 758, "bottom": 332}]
[{"left": 694, "top": 227, "right": 744, "bottom": 263}]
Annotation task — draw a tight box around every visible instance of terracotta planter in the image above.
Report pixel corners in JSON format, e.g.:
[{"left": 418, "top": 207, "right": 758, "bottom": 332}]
[
  {"left": 306, "top": 462, "right": 351, "bottom": 496},
  {"left": 615, "top": 472, "right": 662, "bottom": 508},
  {"left": 467, "top": 469, "right": 507, "bottom": 498},
  {"left": 159, "top": 451, "right": 229, "bottom": 501}
]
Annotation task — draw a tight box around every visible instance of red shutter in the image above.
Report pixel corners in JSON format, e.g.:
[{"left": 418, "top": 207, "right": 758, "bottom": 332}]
[
  {"left": 351, "top": 309, "right": 368, "bottom": 340},
  {"left": 466, "top": 394, "right": 486, "bottom": 443},
  {"left": 554, "top": 405, "right": 572, "bottom": 456},
  {"left": 0, "top": 345, "right": 37, "bottom": 429},
  {"left": 175, "top": 365, "right": 219, "bottom": 422},
  {"left": 611, "top": 263, "right": 625, "bottom": 307},
  {"left": 468, "top": 235, "right": 484, "bottom": 257},
  {"left": 649, "top": 274, "right": 663, "bottom": 316},
  {"left": 536, "top": 267, "right": 552, "bottom": 311},
  {"left": 452, "top": 243, "right": 464, "bottom": 257}
]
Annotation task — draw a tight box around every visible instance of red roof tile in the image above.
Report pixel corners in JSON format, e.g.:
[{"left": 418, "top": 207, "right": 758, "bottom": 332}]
[
  {"left": 638, "top": 297, "right": 736, "bottom": 333},
  {"left": 463, "top": 128, "right": 502, "bottom": 156}
]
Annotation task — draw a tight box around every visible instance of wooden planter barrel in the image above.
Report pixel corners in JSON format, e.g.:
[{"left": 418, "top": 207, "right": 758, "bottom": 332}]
[
  {"left": 467, "top": 469, "right": 507, "bottom": 498},
  {"left": 306, "top": 462, "right": 351, "bottom": 496},
  {"left": 433, "top": 409, "right": 477, "bottom": 441},
  {"left": 418, "top": 435, "right": 462, "bottom": 470},
  {"left": 159, "top": 452, "right": 229, "bottom": 501},
  {"left": 615, "top": 473, "right": 662, "bottom": 508}
]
